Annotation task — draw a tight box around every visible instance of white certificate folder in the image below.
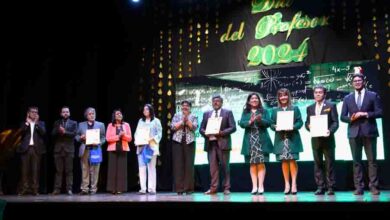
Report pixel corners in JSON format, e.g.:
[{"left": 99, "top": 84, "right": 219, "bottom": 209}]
[
  {"left": 276, "top": 111, "right": 294, "bottom": 131},
  {"left": 86, "top": 129, "right": 101, "bottom": 145},
  {"left": 205, "top": 117, "right": 222, "bottom": 135},
  {"left": 310, "top": 115, "right": 328, "bottom": 137}
]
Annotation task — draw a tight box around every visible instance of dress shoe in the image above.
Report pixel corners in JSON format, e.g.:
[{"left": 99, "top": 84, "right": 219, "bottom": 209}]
[
  {"left": 353, "top": 189, "right": 364, "bottom": 195},
  {"left": 284, "top": 186, "right": 290, "bottom": 195},
  {"left": 223, "top": 190, "right": 231, "bottom": 195},
  {"left": 177, "top": 192, "right": 183, "bottom": 195},
  {"left": 291, "top": 184, "right": 297, "bottom": 195},
  {"left": 79, "top": 191, "right": 89, "bottom": 195},
  {"left": 148, "top": 191, "right": 156, "bottom": 195},
  {"left": 314, "top": 189, "right": 325, "bottom": 195},
  {"left": 89, "top": 191, "right": 96, "bottom": 195},
  {"left": 185, "top": 191, "right": 193, "bottom": 195},
  {"left": 251, "top": 188, "right": 258, "bottom": 195},
  {"left": 67, "top": 190, "right": 73, "bottom": 195},
  {"left": 138, "top": 190, "right": 146, "bottom": 195},
  {"left": 327, "top": 189, "right": 335, "bottom": 195},
  {"left": 51, "top": 190, "right": 60, "bottom": 195},
  {"left": 204, "top": 189, "right": 217, "bottom": 195},
  {"left": 32, "top": 191, "right": 39, "bottom": 196},
  {"left": 370, "top": 187, "right": 380, "bottom": 195},
  {"left": 116, "top": 191, "right": 122, "bottom": 195}
]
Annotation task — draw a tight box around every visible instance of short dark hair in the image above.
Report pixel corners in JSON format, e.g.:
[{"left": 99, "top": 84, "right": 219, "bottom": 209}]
[
  {"left": 352, "top": 73, "right": 364, "bottom": 82},
  {"left": 181, "top": 100, "right": 192, "bottom": 107},
  {"left": 313, "top": 84, "right": 327, "bottom": 94},
  {"left": 212, "top": 94, "right": 223, "bottom": 102}
]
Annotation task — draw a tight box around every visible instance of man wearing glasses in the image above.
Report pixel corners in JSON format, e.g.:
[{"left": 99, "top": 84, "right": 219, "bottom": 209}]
[
  {"left": 341, "top": 68, "right": 383, "bottom": 195},
  {"left": 17, "top": 106, "right": 46, "bottom": 196}
]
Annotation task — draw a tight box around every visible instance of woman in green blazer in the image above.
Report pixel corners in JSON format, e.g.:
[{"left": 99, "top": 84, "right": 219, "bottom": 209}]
[
  {"left": 270, "top": 88, "right": 303, "bottom": 195},
  {"left": 239, "top": 93, "right": 273, "bottom": 195}
]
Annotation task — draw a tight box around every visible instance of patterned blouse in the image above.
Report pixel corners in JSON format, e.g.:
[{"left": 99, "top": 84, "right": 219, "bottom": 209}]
[{"left": 170, "top": 112, "right": 198, "bottom": 145}]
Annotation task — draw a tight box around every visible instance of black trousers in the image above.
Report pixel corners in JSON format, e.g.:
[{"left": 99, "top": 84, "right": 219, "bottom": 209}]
[
  {"left": 311, "top": 137, "right": 335, "bottom": 190},
  {"left": 349, "top": 137, "right": 378, "bottom": 190},
  {"left": 20, "top": 146, "right": 41, "bottom": 193},
  {"left": 172, "top": 141, "right": 195, "bottom": 193},
  {"left": 106, "top": 151, "right": 127, "bottom": 192},
  {"left": 207, "top": 141, "right": 230, "bottom": 191},
  {"left": 54, "top": 152, "right": 74, "bottom": 191}
]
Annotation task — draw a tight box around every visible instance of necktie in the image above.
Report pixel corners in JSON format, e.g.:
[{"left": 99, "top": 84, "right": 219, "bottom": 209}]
[
  {"left": 214, "top": 110, "right": 218, "bottom": 118},
  {"left": 357, "top": 91, "right": 362, "bottom": 110}
]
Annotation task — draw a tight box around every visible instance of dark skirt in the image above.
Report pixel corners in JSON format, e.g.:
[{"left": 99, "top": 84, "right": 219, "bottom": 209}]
[{"left": 106, "top": 151, "right": 127, "bottom": 192}]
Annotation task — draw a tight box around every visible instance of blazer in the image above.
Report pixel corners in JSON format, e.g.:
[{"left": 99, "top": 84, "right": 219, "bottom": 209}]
[
  {"left": 75, "top": 121, "right": 106, "bottom": 157},
  {"left": 270, "top": 106, "right": 303, "bottom": 154},
  {"left": 134, "top": 118, "right": 163, "bottom": 156},
  {"left": 238, "top": 108, "right": 273, "bottom": 155},
  {"left": 199, "top": 108, "right": 237, "bottom": 151},
  {"left": 51, "top": 119, "right": 78, "bottom": 153},
  {"left": 106, "top": 122, "right": 132, "bottom": 152},
  {"left": 305, "top": 101, "right": 339, "bottom": 134},
  {"left": 340, "top": 90, "right": 382, "bottom": 138},
  {"left": 17, "top": 121, "right": 46, "bottom": 154}
]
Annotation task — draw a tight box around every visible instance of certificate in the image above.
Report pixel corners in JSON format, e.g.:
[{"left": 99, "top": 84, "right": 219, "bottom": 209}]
[
  {"left": 276, "top": 111, "right": 294, "bottom": 131},
  {"left": 310, "top": 115, "right": 328, "bottom": 137},
  {"left": 205, "top": 117, "right": 222, "bottom": 135},
  {"left": 86, "top": 129, "right": 101, "bottom": 145},
  {"left": 135, "top": 127, "right": 150, "bottom": 146}
]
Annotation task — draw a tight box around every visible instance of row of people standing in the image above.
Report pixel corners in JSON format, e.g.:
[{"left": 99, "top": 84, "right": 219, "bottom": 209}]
[
  {"left": 171, "top": 73, "right": 382, "bottom": 196},
  {"left": 17, "top": 105, "right": 163, "bottom": 196},
  {"left": 15, "top": 73, "right": 382, "bottom": 196}
]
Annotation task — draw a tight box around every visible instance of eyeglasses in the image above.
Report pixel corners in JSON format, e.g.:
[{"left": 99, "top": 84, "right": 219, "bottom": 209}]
[{"left": 353, "top": 79, "right": 363, "bottom": 83}]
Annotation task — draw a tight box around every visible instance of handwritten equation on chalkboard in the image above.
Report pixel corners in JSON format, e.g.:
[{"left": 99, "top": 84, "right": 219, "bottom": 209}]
[
  {"left": 258, "top": 67, "right": 310, "bottom": 106},
  {"left": 309, "top": 61, "right": 375, "bottom": 92}
]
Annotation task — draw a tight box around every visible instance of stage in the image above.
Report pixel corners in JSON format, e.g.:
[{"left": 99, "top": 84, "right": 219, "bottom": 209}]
[{"left": 1, "top": 191, "right": 390, "bottom": 218}]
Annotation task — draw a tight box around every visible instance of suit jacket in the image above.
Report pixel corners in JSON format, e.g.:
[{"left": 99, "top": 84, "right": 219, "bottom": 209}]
[
  {"left": 51, "top": 119, "right": 78, "bottom": 153},
  {"left": 238, "top": 108, "right": 273, "bottom": 155},
  {"left": 106, "top": 122, "right": 132, "bottom": 152},
  {"left": 341, "top": 90, "right": 382, "bottom": 138},
  {"left": 305, "top": 101, "right": 339, "bottom": 134},
  {"left": 199, "top": 108, "right": 236, "bottom": 151},
  {"left": 270, "top": 106, "right": 303, "bottom": 154},
  {"left": 75, "top": 121, "right": 106, "bottom": 157},
  {"left": 17, "top": 121, "right": 46, "bottom": 154}
]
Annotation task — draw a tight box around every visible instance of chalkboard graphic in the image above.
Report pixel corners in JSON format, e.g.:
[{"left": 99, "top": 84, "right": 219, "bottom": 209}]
[{"left": 175, "top": 60, "right": 384, "bottom": 165}]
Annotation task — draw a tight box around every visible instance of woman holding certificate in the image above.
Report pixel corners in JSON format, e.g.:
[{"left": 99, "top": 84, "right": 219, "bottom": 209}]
[
  {"left": 170, "top": 100, "right": 198, "bottom": 195},
  {"left": 270, "top": 88, "right": 303, "bottom": 195},
  {"left": 239, "top": 93, "right": 273, "bottom": 195},
  {"left": 134, "top": 104, "right": 162, "bottom": 194},
  {"left": 106, "top": 109, "right": 132, "bottom": 195}
]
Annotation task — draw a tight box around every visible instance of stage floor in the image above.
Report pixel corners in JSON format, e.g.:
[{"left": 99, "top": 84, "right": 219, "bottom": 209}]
[
  {"left": 2, "top": 191, "right": 390, "bottom": 219},
  {"left": 2, "top": 191, "right": 390, "bottom": 203}
]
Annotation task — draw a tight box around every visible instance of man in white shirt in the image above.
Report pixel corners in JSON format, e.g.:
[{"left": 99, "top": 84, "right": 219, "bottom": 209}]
[{"left": 17, "top": 106, "right": 46, "bottom": 196}]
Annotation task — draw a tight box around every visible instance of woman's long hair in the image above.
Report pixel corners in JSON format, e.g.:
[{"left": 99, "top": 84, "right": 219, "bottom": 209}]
[
  {"left": 142, "top": 104, "right": 155, "bottom": 122},
  {"left": 244, "top": 93, "right": 263, "bottom": 113},
  {"left": 111, "top": 109, "right": 124, "bottom": 126},
  {"left": 276, "top": 88, "right": 292, "bottom": 108}
]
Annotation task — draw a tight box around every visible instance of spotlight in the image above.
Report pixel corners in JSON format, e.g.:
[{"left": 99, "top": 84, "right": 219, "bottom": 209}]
[{"left": 131, "top": 0, "right": 140, "bottom": 3}]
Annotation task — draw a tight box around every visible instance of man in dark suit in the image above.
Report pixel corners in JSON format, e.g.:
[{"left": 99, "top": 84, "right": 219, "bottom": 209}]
[
  {"left": 200, "top": 95, "right": 236, "bottom": 195},
  {"left": 17, "top": 106, "right": 46, "bottom": 196},
  {"left": 305, "top": 85, "right": 339, "bottom": 195},
  {"left": 51, "top": 106, "right": 77, "bottom": 195},
  {"left": 341, "top": 72, "right": 383, "bottom": 195}
]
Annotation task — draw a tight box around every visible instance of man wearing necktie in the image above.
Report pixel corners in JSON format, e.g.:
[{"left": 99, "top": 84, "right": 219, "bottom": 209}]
[
  {"left": 341, "top": 72, "right": 383, "bottom": 195},
  {"left": 200, "top": 95, "right": 236, "bottom": 195}
]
